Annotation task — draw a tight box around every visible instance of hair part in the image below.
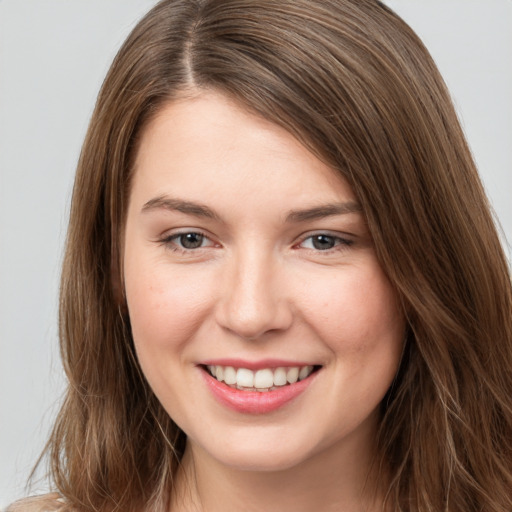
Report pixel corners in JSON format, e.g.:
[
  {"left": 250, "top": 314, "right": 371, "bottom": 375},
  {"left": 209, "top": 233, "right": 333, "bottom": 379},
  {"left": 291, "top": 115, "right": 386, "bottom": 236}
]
[{"left": 35, "top": 1, "right": 512, "bottom": 511}]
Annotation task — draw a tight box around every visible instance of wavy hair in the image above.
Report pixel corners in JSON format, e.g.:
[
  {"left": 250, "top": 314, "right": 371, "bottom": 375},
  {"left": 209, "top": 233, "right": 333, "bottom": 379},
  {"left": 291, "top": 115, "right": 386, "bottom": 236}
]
[{"left": 22, "top": 0, "right": 512, "bottom": 510}]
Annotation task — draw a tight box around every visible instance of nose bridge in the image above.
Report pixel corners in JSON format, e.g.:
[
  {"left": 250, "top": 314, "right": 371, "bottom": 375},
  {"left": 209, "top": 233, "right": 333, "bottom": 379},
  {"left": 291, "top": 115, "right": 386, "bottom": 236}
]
[{"left": 217, "top": 243, "right": 291, "bottom": 340}]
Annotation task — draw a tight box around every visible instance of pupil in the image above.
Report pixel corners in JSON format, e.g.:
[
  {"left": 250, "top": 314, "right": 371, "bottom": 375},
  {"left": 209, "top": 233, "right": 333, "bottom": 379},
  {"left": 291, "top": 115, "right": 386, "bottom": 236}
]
[
  {"left": 312, "top": 235, "right": 335, "bottom": 250},
  {"left": 180, "top": 233, "right": 203, "bottom": 249}
]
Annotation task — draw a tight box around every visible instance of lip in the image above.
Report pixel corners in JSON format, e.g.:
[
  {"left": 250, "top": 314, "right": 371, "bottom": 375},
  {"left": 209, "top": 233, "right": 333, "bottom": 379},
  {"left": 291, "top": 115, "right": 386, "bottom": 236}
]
[
  {"left": 199, "top": 363, "right": 320, "bottom": 414},
  {"left": 201, "top": 358, "right": 315, "bottom": 371}
]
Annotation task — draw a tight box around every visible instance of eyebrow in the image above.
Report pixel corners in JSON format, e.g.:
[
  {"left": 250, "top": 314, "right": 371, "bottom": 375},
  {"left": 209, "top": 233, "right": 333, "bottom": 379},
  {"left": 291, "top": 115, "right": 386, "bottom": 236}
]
[
  {"left": 285, "top": 202, "right": 362, "bottom": 223},
  {"left": 141, "top": 196, "right": 221, "bottom": 220},
  {"left": 141, "top": 195, "right": 362, "bottom": 223}
]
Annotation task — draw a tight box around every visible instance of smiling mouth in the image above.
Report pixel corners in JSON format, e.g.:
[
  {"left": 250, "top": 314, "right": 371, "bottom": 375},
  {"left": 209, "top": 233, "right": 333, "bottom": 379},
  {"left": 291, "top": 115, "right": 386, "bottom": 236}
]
[{"left": 203, "top": 365, "right": 320, "bottom": 392}]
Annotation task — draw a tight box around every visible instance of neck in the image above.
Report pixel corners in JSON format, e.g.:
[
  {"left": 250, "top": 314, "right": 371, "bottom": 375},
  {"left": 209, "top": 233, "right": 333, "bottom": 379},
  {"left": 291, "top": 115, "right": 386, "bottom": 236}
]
[{"left": 171, "top": 426, "right": 388, "bottom": 512}]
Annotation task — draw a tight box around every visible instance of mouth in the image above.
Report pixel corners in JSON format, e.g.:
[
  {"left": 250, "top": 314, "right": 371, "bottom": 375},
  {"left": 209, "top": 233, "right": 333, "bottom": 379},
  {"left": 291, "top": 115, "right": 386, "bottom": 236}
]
[{"left": 202, "top": 364, "right": 321, "bottom": 392}]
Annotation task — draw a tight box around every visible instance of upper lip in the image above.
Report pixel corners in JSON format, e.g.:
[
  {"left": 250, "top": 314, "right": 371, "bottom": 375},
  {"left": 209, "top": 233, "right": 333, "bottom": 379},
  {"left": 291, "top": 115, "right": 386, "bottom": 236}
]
[{"left": 199, "top": 358, "right": 320, "bottom": 371}]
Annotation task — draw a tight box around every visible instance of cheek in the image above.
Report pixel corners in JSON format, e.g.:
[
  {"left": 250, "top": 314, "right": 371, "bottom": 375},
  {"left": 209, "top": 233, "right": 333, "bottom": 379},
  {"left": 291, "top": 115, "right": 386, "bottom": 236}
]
[
  {"left": 300, "top": 262, "right": 404, "bottom": 357},
  {"left": 124, "top": 257, "right": 213, "bottom": 353}
]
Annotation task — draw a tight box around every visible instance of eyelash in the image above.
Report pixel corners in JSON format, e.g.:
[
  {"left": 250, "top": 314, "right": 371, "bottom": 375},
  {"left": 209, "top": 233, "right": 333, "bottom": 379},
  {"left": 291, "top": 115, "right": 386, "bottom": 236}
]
[
  {"left": 159, "top": 230, "right": 214, "bottom": 254},
  {"left": 297, "top": 233, "right": 354, "bottom": 253},
  {"left": 159, "top": 230, "right": 353, "bottom": 255}
]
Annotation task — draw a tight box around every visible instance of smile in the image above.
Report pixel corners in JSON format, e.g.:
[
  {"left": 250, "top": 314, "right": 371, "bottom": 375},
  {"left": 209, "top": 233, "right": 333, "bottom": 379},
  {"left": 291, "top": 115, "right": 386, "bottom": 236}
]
[
  {"left": 206, "top": 365, "right": 316, "bottom": 392},
  {"left": 201, "top": 363, "right": 321, "bottom": 414}
]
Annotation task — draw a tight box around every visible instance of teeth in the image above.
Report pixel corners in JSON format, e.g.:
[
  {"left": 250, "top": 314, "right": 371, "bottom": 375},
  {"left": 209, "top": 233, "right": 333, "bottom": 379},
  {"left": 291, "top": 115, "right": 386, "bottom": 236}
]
[
  {"left": 236, "top": 368, "right": 254, "bottom": 387},
  {"left": 207, "top": 364, "right": 316, "bottom": 390},
  {"left": 274, "top": 367, "right": 287, "bottom": 386},
  {"left": 299, "top": 366, "right": 313, "bottom": 381},
  {"left": 254, "top": 369, "right": 274, "bottom": 388},
  {"left": 223, "top": 366, "right": 237, "bottom": 385},
  {"left": 286, "top": 367, "right": 299, "bottom": 384}
]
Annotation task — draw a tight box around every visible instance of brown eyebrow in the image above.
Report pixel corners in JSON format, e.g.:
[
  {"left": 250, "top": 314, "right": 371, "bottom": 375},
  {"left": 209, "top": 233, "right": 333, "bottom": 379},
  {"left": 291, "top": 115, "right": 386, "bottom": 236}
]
[
  {"left": 142, "top": 196, "right": 362, "bottom": 223},
  {"left": 141, "top": 196, "right": 221, "bottom": 220},
  {"left": 285, "top": 202, "right": 362, "bottom": 223}
]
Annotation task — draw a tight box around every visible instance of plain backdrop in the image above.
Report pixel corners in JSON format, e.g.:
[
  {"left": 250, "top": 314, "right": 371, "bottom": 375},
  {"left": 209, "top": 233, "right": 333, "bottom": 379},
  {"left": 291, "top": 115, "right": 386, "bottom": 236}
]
[{"left": 1, "top": 0, "right": 511, "bottom": 507}]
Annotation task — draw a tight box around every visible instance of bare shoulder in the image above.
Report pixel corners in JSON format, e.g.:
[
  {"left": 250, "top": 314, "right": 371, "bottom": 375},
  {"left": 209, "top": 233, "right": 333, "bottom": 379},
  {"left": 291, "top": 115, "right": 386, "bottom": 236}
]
[{"left": 4, "top": 493, "right": 68, "bottom": 512}]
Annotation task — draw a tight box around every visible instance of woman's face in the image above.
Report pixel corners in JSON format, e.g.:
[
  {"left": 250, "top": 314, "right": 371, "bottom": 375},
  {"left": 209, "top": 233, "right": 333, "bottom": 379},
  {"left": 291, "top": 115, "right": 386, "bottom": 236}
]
[{"left": 124, "top": 92, "right": 405, "bottom": 472}]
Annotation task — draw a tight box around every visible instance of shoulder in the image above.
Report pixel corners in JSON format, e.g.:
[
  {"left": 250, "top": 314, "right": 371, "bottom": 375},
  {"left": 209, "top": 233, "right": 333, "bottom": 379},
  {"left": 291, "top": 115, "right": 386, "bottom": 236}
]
[{"left": 4, "top": 493, "right": 67, "bottom": 512}]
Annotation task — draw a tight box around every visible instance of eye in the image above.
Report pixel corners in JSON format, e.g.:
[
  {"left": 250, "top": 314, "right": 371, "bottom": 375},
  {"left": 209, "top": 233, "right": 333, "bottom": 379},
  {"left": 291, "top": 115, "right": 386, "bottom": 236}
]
[
  {"left": 176, "top": 232, "right": 206, "bottom": 249},
  {"left": 299, "top": 233, "right": 353, "bottom": 251},
  {"left": 161, "top": 231, "right": 216, "bottom": 251}
]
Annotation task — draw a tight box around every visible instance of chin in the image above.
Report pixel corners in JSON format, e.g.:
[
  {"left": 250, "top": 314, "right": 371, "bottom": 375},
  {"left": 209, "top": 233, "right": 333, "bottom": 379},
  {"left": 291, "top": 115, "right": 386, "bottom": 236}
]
[
  {"left": 212, "top": 446, "right": 312, "bottom": 473},
  {"left": 187, "top": 425, "right": 326, "bottom": 474}
]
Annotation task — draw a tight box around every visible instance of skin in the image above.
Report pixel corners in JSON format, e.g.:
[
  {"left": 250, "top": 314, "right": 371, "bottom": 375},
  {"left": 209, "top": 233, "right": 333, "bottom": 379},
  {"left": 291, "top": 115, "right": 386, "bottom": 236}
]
[{"left": 123, "top": 91, "right": 405, "bottom": 511}]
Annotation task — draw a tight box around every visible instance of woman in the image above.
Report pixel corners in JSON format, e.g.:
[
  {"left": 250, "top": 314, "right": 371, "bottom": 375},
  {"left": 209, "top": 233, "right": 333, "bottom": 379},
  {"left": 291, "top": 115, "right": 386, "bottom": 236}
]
[{"left": 9, "top": 0, "right": 512, "bottom": 511}]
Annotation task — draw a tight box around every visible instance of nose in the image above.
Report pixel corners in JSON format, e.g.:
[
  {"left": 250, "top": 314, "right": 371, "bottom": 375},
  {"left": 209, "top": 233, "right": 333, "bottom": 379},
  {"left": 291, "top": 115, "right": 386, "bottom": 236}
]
[{"left": 215, "top": 248, "right": 293, "bottom": 340}]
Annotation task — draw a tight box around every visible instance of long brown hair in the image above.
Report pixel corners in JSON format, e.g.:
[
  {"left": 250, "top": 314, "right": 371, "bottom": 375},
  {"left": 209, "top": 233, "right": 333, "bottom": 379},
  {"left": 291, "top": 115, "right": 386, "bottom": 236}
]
[{"left": 32, "top": 0, "right": 512, "bottom": 510}]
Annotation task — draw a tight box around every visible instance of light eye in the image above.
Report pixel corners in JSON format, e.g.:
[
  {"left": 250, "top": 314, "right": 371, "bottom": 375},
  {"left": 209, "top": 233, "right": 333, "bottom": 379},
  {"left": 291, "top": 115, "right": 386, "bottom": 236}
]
[
  {"left": 177, "top": 232, "right": 206, "bottom": 249},
  {"left": 300, "top": 233, "right": 352, "bottom": 251},
  {"left": 162, "top": 231, "right": 215, "bottom": 251}
]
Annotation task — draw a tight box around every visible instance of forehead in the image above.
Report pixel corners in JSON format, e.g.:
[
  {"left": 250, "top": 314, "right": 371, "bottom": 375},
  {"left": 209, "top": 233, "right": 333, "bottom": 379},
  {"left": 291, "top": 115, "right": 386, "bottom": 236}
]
[{"left": 130, "top": 92, "right": 357, "bottom": 218}]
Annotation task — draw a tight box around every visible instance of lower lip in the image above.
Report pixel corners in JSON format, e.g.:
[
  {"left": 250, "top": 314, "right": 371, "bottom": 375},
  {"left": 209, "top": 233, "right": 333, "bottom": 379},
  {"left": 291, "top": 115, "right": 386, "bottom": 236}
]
[{"left": 201, "top": 368, "right": 317, "bottom": 414}]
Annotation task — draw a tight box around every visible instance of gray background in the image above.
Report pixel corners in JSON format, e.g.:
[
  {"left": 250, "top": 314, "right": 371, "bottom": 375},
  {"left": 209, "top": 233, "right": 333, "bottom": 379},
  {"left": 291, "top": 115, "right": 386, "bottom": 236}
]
[{"left": 1, "top": 0, "right": 511, "bottom": 507}]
